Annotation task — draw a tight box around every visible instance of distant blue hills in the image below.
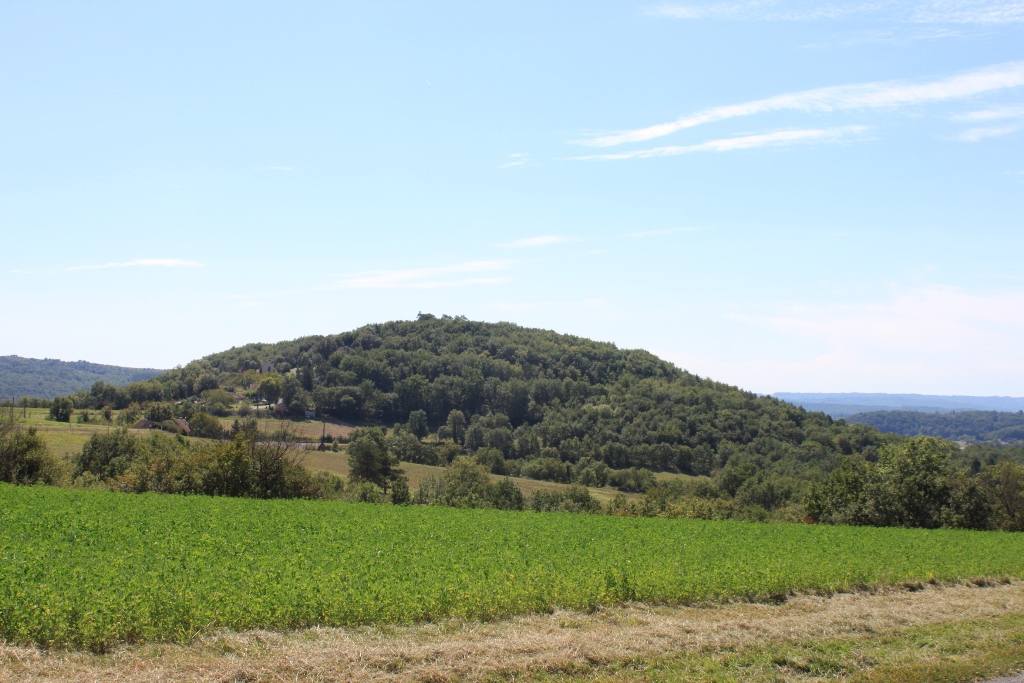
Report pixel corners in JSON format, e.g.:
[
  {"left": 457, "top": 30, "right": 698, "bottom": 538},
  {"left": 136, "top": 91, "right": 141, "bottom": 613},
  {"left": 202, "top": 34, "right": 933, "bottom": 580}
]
[
  {"left": 0, "top": 356, "right": 164, "bottom": 400},
  {"left": 774, "top": 392, "right": 1024, "bottom": 419}
]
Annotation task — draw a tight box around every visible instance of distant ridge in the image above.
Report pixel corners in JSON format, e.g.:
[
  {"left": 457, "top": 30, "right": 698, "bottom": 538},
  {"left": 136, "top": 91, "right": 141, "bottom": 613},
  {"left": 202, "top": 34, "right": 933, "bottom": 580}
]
[
  {"left": 0, "top": 355, "right": 164, "bottom": 400},
  {"left": 775, "top": 392, "right": 1024, "bottom": 419}
]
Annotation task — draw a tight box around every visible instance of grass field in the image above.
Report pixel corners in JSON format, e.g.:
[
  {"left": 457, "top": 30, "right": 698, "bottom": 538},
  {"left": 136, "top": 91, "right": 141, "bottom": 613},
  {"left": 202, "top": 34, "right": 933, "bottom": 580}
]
[
  {"left": 24, "top": 409, "right": 641, "bottom": 502},
  {"left": 17, "top": 408, "right": 141, "bottom": 459},
  {"left": 3, "top": 484, "right": 1024, "bottom": 652},
  {"left": 300, "top": 449, "right": 635, "bottom": 503}
]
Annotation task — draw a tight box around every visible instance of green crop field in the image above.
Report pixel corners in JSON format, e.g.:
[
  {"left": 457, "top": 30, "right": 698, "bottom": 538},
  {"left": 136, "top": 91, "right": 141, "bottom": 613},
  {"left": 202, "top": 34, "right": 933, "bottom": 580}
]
[{"left": 3, "top": 484, "right": 1024, "bottom": 652}]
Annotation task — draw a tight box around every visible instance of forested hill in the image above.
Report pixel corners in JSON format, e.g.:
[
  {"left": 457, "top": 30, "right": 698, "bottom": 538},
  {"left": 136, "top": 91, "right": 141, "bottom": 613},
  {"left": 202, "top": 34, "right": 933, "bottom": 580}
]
[
  {"left": 0, "top": 356, "right": 163, "bottom": 400},
  {"left": 120, "top": 315, "right": 890, "bottom": 479},
  {"left": 849, "top": 410, "right": 1024, "bottom": 443}
]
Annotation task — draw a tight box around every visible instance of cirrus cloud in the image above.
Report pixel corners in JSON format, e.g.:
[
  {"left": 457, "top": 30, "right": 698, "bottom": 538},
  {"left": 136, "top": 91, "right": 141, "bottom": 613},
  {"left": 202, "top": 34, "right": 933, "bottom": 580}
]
[{"left": 580, "top": 61, "right": 1024, "bottom": 148}]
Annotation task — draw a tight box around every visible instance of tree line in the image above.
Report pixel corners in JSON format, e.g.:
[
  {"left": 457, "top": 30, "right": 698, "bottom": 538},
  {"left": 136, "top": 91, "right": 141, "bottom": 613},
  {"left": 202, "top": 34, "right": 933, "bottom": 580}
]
[{"left": 848, "top": 409, "right": 1024, "bottom": 443}]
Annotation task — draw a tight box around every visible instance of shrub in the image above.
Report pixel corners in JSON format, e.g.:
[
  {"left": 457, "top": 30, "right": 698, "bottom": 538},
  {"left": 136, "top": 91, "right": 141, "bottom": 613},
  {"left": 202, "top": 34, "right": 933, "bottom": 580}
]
[
  {"left": 529, "top": 485, "right": 601, "bottom": 513},
  {"left": 0, "top": 409, "right": 63, "bottom": 485},
  {"left": 520, "top": 457, "right": 570, "bottom": 483},
  {"left": 607, "top": 467, "right": 656, "bottom": 493},
  {"left": 49, "top": 397, "right": 73, "bottom": 423},
  {"left": 189, "top": 411, "right": 225, "bottom": 440}
]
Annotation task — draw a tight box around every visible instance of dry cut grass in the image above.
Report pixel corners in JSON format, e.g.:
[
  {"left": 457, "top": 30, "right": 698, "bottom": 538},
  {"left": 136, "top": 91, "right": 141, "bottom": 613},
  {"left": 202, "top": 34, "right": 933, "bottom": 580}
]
[{"left": 2, "top": 580, "right": 1022, "bottom": 682}]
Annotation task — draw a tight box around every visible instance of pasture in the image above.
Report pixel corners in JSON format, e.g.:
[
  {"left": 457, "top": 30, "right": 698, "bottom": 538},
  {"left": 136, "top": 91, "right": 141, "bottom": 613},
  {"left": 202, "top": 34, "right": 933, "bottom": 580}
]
[{"left": 2, "top": 483, "right": 1024, "bottom": 651}]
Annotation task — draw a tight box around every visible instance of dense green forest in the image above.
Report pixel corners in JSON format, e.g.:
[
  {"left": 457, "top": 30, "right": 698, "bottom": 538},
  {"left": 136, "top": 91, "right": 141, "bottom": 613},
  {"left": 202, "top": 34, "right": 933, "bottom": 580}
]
[
  {"left": 67, "top": 316, "right": 890, "bottom": 481},
  {"left": 0, "top": 356, "right": 162, "bottom": 400},
  {"left": 849, "top": 410, "right": 1024, "bottom": 443}
]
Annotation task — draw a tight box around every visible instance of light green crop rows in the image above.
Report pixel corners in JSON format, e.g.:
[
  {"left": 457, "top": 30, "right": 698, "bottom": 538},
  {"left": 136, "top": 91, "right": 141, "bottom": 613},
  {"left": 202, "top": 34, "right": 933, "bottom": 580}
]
[{"left": 2, "top": 484, "right": 1024, "bottom": 651}]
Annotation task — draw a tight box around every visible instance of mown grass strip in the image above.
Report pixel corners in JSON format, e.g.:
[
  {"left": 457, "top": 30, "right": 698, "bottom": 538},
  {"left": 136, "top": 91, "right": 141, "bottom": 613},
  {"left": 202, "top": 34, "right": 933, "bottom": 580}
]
[
  {"left": 533, "top": 613, "right": 1024, "bottom": 682},
  {"left": 3, "top": 484, "right": 1024, "bottom": 651}
]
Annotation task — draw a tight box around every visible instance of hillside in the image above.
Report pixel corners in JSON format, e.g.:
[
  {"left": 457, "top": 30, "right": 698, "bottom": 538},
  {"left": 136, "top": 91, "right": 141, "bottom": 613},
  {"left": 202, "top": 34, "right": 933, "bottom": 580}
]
[
  {"left": 100, "top": 315, "right": 890, "bottom": 483},
  {"left": 0, "top": 355, "right": 163, "bottom": 400},
  {"left": 849, "top": 409, "right": 1024, "bottom": 443}
]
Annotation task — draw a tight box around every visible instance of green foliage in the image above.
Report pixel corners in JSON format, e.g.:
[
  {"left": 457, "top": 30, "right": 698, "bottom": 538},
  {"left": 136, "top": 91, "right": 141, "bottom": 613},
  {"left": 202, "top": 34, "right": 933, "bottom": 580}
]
[
  {"left": 607, "top": 467, "right": 657, "bottom": 493},
  {"left": 0, "top": 408, "right": 62, "bottom": 485},
  {"left": 980, "top": 460, "right": 1024, "bottom": 531},
  {"left": 77, "top": 429, "right": 145, "bottom": 480},
  {"left": 6, "top": 483, "right": 1024, "bottom": 650},
  {"left": 347, "top": 428, "right": 402, "bottom": 492},
  {"left": 520, "top": 456, "right": 570, "bottom": 483},
  {"left": 72, "top": 422, "right": 338, "bottom": 500},
  {"left": 850, "top": 409, "right": 1024, "bottom": 443},
  {"left": 437, "top": 456, "right": 493, "bottom": 507},
  {"left": 385, "top": 430, "right": 437, "bottom": 465},
  {"left": 259, "top": 375, "right": 282, "bottom": 404},
  {"left": 187, "top": 411, "right": 224, "bottom": 439},
  {"left": 412, "top": 457, "right": 526, "bottom": 510},
  {"left": 100, "top": 318, "right": 892, "bottom": 490},
  {"left": 806, "top": 437, "right": 991, "bottom": 529},
  {"left": 390, "top": 475, "right": 411, "bottom": 505},
  {"left": 445, "top": 409, "right": 466, "bottom": 444},
  {"left": 407, "top": 409, "right": 429, "bottom": 438},
  {"left": 201, "top": 389, "right": 236, "bottom": 417},
  {"left": 49, "top": 397, "right": 73, "bottom": 422},
  {"left": 529, "top": 484, "right": 602, "bottom": 513},
  {"left": 144, "top": 402, "right": 174, "bottom": 422},
  {"left": 0, "top": 355, "right": 161, "bottom": 400}
]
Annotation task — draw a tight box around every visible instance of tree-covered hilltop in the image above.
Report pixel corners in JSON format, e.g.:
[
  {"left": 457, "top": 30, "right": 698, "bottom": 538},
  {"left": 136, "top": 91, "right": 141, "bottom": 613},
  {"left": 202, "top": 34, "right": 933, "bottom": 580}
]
[
  {"left": 87, "top": 315, "right": 889, "bottom": 481},
  {"left": 849, "top": 410, "right": 1024, "bottom": 443},
  {"left": 0, "top": 356, "right": 163, "bottom": 400}
]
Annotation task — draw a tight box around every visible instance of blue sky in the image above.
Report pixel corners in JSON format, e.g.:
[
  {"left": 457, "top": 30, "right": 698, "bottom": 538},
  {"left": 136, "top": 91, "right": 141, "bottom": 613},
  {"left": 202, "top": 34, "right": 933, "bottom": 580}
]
[{"left": 2, "top": 1, "right": 1023, "bottom": 395}]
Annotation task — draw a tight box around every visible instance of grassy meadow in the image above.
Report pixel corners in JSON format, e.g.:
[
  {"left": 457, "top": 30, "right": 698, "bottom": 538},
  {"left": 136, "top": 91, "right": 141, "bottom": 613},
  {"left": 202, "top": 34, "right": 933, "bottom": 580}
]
[
  {"left": 3, "top": 483, "right": 1024, "bottom": 651},
  {"left": 24, "top": 407, "right": 639, "bottom": 503}
]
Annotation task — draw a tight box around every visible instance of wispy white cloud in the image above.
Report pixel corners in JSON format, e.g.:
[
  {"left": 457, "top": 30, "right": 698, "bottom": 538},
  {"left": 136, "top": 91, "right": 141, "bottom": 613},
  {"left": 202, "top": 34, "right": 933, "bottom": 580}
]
[
  {"left": 67, "top": 258, "right": 204, "bottom": 271},
  {"left": 911, "top": 0, "right": 1024, "bottom": 24},
  {"left": 499, "top": 153, "right": 529, "bottom": 169},
  {"left": 574, "top": 127, "right": 869, "bottom": 160},
  {"left": 951, "top": 103, "right": 1024, "bottom": 140},
  {"left": 800, "top": 26, "right": 963, "bottom": 48},
  {"left": 330, "top": 260, "right": 513, "bottom": 289},
  {"left": 649, "top": 1, "right": 1024, "bottom": 24},
  {"left": 954, "top": 124, "right": 1021, "bottom": 141},
  {"left": 581, "top": 61, "right": 1024, "bottom": 147},
  {"left": 952, "top": 103, "right": 1024, "bottom": 120},
  {"left": 498, "top": 235, "right": 580, "bottom": 248}
]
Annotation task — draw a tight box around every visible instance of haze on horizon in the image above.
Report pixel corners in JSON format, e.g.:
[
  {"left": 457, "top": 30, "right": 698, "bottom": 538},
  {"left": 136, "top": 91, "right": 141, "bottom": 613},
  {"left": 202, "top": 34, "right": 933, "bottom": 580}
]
[{"left": 2, "top": 1, "right": 1022, "bottom": 396}]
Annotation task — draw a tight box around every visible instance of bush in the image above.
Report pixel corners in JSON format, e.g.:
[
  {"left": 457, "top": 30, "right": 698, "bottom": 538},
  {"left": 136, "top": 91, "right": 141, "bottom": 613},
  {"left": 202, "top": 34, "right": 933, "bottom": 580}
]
[
  {"left": 49, "top": 397, "right": 73, "bottom": 423},
  {"left": 529, "top": 484, "right": 601, "bottom": 513},
  {"left": 77, "top": 430, "right": 145, "bottom": 480},
  {"left": 386, "top": 431, "right": 436, "bottom": 465},
  {"left": 520, "top": 457, "right": 570, "bottom": 483},
  {"left": 607, "top": 467, "right": 656, "bottom": 493},
  {"left": 73, "top": 419, "right": 333, "bottom": 500},
  {"left": 806, "top": 437, "right": 992, "bottom": 530},
  {"left": 0, "top": 409, "right": 63, "bottom": 485},
  {"left": 189, "top": 411, "right": 225, "bottom": 440}
]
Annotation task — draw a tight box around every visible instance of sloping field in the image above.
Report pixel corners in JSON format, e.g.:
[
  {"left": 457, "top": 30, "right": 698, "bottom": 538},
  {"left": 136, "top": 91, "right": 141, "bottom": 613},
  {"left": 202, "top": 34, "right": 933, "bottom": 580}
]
[
  {"left": 300, "top": 449, "right": 632, "bottom": 503},
  {"left": 3, "top": 485, "right": 1024, "bottom": 651}
]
